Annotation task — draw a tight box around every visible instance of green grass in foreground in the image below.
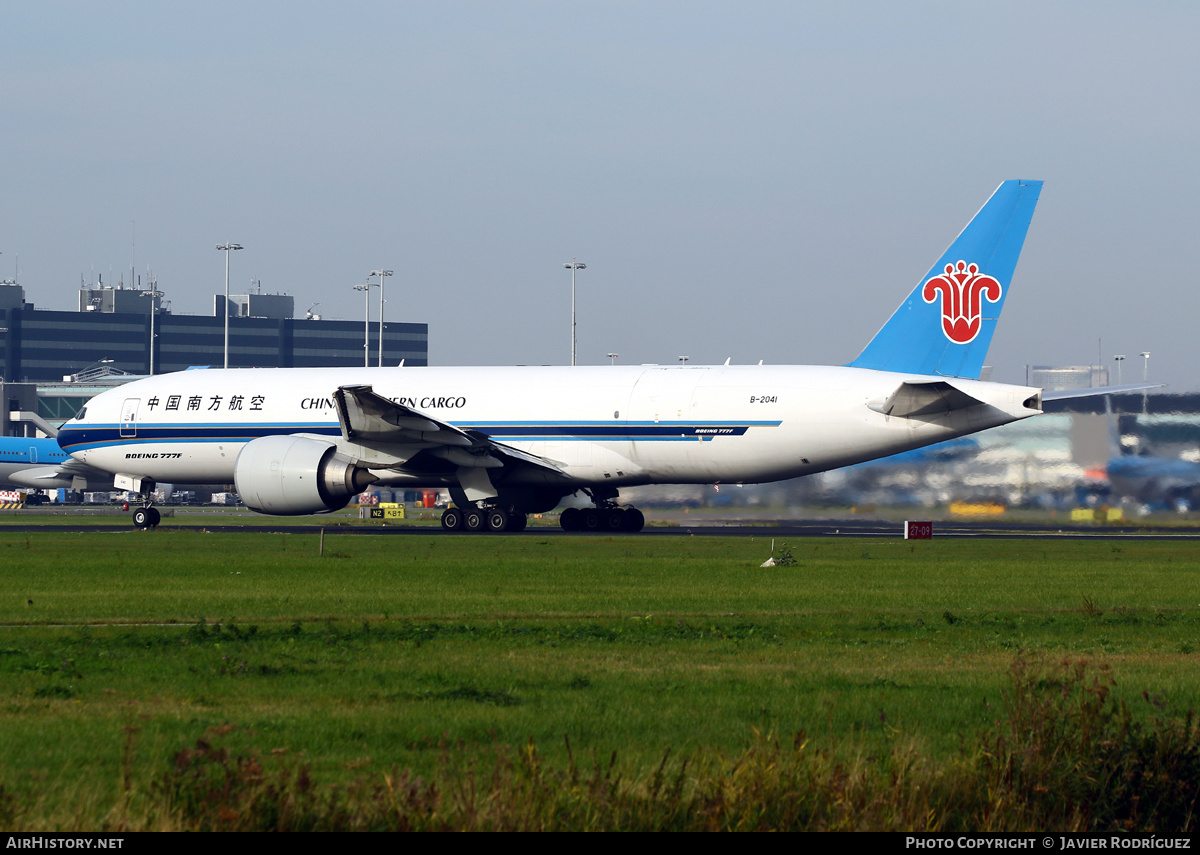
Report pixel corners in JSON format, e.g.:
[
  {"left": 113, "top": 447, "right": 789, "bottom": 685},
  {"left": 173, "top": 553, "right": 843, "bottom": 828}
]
[{"left": 1, "top": 532, "right": 1199, "bottom": 829}]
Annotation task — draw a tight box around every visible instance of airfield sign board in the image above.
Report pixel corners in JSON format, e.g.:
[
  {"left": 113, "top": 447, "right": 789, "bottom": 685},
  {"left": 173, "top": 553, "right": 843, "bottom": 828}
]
[{"left": 904, "top": 520, "right": 933, "bottom": 539}]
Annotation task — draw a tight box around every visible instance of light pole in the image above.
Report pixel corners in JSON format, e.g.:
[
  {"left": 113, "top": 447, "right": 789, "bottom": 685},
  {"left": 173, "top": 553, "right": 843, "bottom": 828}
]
[
  {"left": 354, "top": 283, "right": 376, "bottom": 367},
  {"left": 1141, "top": 351, "right": 1151, "bottom": 414},
  {"left": 608, "top": 352, "right": 618, "bottom": 365},
  {"left": 370, "top": 269, "right": 393, "bottom": 367},
  {"left": 563, "top": 260, "right": 586, "bottom": 366},
  {"left": 216, "top": 243, "right": 243, "bottom": 369},
  {"left": 678, "top": 356, "right": 689, "bottom": 365},
  {"left": 1114, "top": 354, "right": 1126, "bottom": 386},
  {"left": 141, "top": 287, "right": 163, "bottom": 375}
]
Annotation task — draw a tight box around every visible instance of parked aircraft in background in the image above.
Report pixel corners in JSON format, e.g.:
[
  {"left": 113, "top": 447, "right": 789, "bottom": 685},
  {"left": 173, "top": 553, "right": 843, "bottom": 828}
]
[
  {"left": 61, "top": 179, "right": 1116, "bottom": 532},
  {"left": 841, "top": 437, "right": 981, "bottom": 470},
  {"left": 1106, "top": 455, "right": 1200, "bottom": 511},
  {"left": 0, "top": 435, "right": 113, "bottom": 492},
  {"left": 1099, "top": 398, "right": 1198, "bottom": 511}
]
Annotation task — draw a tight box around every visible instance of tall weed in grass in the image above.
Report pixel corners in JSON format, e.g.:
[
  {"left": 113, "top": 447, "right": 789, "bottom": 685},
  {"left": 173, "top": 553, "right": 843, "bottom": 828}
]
[
  {"left": 975, "top": 658, "right": 1200, "bottom": 831},
  {"left": 144, "top": 729, "right": 972, "bottom": 830},
  {"left": 139, "top": 660, "right": 1200, "bottom": 831},
  {"left": 0, "top": 786, "right": 15, "bottom": 828}
]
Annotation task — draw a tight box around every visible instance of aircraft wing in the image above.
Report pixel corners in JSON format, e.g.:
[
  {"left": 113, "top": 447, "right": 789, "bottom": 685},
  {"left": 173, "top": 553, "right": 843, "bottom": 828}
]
[
  {"left": 8, "top": 458, "right": 113, "bottom": 490},
  {"left": 334, "top": 384, "right": 474, "bottom": 447},
  {"left": 333, "top": 384, "right": 567, "bottom": 476}
]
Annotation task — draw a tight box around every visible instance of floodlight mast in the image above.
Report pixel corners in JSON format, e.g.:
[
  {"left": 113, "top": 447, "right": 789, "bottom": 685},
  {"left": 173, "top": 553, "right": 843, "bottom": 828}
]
[
  {"left": 370, "top": 269, "right": 393, "bottom": 367},
  {"left": 354, "top": 283, "right": 376, "bottom": 367},
  {"left": 1141, "top": 351, "right": 1151, "bottom": 414},
  {"left": 141, "top": 285, "right": 164, "bottom": 375},
  {"left": 215, "top": 243, "right": 243, "bottom": 369},
  {"left": 563, "top": 260, "right": 586, "bottom": 366}
]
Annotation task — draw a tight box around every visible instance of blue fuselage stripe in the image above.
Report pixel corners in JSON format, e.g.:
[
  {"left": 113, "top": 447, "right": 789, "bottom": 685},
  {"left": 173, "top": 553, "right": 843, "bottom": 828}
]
[{"left": 57, "top": 420, "right": 782, "bottom": 452}]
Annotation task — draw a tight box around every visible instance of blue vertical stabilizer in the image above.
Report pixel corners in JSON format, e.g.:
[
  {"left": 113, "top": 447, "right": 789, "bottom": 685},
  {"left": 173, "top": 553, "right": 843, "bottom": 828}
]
[{"left": 848, "top": 179, "right": 1042, "bottom": 379}]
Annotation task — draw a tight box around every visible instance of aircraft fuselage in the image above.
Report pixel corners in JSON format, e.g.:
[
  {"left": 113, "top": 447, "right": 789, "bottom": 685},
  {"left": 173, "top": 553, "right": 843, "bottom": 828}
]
[{"left": 59, "top": 363, "right": 1042, "bottom": 489}]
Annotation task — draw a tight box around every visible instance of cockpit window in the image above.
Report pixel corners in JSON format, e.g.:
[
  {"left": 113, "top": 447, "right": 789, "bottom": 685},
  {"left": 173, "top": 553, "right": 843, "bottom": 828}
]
[{"left": 73, "top": 406, "right": 87, "bottom": 421}]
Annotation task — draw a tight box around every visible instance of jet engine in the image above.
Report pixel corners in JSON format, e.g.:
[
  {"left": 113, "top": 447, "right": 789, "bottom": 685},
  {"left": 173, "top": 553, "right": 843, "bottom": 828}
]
[{"left": 234, "top": 435, "right": 377, "bottom": 515}]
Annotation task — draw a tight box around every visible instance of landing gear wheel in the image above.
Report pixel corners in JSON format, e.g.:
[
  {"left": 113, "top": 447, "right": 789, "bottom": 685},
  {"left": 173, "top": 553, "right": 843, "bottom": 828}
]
[
  {"left": 148, "top": 507, "right": 161, "bottom": 527},
  {"left": 486, "top": 509, "right": 509, "bottom": 532},
  {"left": 132, "top": 508, "right": 155, "bottom": 529},
  {"left": 604, "top": 508, "right": 626, "bottom": 531},
  {"left": 441, "top": 508, "right": 463, "bottom": 531},
  {"left": 560, "top": 507, "right": 581, "bottom": 531},
  {"left": 464, "top": 507, "right": 486, "bottom": 532},
  {"left": 623, "top": 508, "right": 645, "bottom": 533},
  {"left": 581, "top": 508, "right": 603, "bottom": 531},
  {"left": 510, "top": 513, "right": 528, "bottom": 532}
]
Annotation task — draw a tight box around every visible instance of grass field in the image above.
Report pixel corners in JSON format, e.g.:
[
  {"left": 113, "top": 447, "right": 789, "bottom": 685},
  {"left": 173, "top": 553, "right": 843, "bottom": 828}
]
[{"left": 2, "top": 530, "right": 1199, "bottom": 830}]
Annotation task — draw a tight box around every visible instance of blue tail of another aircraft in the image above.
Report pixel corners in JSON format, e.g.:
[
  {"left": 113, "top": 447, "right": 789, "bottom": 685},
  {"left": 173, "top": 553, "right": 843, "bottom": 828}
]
[{"left": 848, "top": 179, "right": 1042, "bottom": 379}]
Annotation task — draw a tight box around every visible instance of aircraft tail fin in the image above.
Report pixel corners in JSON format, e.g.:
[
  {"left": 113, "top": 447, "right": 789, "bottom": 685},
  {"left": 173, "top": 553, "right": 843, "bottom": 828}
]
[
  {"left": 1105, "top": 394, "right": 1123, "bottom": 460},
  {"left": 848, "top": 179, "right": 1043, "bottom": 379}
]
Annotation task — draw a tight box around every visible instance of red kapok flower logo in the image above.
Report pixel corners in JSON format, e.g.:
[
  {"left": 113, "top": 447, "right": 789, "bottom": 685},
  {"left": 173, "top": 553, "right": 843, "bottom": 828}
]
[{"left": 921, "top": 261, "right": 1002, "bottom": 345}]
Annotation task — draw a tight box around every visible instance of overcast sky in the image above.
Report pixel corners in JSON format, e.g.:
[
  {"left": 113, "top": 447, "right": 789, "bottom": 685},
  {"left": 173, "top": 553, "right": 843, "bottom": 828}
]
[{"left": 2, "top": 1, "right": 1196, "bottom": 390}]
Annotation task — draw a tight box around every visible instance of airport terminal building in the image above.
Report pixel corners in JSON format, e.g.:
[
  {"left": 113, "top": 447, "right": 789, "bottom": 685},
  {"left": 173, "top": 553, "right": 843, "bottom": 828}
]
[
  {"left": 0, "top": 282, "right": 428, "bottom": 383},
  {"left": 0, "top": 281, "right": 428, "bottom": 436}
]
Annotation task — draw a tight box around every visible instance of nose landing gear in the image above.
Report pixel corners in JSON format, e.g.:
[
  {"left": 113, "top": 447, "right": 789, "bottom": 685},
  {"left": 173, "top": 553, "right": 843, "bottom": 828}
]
[
  {"left": 130, "top": 479, "right": 161, "bottom": 528},
  {"left": 132, "top": 506, "right": 161, "bottom": 528}
]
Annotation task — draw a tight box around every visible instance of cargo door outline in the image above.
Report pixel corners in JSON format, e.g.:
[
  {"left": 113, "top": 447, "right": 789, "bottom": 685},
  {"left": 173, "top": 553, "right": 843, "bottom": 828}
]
[{"left": 628, "top": 368, "right": 707, "bottom": 465}]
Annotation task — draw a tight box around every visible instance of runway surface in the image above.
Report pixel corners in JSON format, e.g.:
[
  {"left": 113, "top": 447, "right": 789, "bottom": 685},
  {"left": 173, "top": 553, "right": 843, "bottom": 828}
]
[{"left": 4, "top": 515, "right": 1200, "bottom": 539}]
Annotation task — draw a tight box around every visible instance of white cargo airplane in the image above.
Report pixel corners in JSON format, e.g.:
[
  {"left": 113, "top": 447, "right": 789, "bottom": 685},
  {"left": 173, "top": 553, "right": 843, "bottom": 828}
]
[{"left": 60, "top": 180, "right": 1096, "bottom": 531}]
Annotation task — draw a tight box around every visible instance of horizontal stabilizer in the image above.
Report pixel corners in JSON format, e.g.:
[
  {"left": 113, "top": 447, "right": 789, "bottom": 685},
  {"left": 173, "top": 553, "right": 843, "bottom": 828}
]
[
  {"left": 1042, "top": 383, "right": 1164, "bottom": 402},
  {"left": 868, "top": 381, "right": 986, "bottom": 418}
]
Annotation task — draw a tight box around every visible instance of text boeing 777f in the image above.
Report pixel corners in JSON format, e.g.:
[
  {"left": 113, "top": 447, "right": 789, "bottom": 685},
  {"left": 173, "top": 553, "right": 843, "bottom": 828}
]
[{"left": 61, "top": 180, "right": 1074, "bottom": 531}]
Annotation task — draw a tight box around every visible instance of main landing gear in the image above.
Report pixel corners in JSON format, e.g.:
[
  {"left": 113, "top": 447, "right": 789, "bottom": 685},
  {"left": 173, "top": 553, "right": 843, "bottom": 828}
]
[
  {"left": 440, "top": 506, "right": 529, "bottom": 533},
  {"left": 559, "top": 505, "right": 645, "bottom": 533},
  {"left": 438, "top": 488, "right": 646, "bottom": 534}
]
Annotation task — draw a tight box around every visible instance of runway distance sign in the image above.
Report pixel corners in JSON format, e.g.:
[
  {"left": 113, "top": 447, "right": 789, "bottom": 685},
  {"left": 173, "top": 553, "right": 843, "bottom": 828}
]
[{"left": 904, "top": 521, "right": 933, "bottom": 540}]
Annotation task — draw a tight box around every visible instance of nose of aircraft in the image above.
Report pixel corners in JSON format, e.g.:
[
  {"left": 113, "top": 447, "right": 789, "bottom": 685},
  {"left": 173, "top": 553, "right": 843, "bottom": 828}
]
[{"left": 57, "top": 404, "right": 94, "bottom": 459}]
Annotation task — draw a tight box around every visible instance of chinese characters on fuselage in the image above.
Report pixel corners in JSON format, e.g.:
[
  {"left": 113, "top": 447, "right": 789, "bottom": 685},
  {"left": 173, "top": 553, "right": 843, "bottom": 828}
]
[{"left": 145, "top": 395, "right": 266, "bottom": 412}]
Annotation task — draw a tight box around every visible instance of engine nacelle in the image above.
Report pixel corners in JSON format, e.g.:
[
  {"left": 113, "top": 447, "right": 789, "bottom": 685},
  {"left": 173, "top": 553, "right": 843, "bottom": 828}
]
[{"left": 234, "top": 435, "right": 377, "bottom": 515}]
